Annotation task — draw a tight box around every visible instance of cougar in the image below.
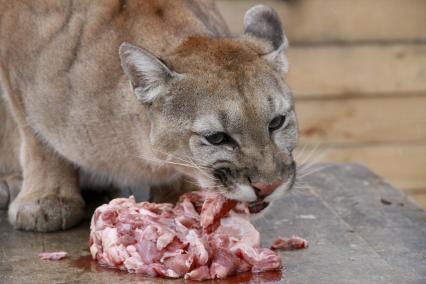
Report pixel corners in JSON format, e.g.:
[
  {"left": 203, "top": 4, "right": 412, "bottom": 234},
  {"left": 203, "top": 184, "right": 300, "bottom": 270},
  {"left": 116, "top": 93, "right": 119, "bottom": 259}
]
[{"left": 0, "top": 0, "right": 298, "bottom": 232}]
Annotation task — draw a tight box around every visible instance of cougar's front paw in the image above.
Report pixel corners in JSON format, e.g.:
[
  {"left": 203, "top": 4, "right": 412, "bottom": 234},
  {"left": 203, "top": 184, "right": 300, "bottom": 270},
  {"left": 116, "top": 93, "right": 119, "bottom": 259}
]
[{"left": 8, "top": 192, "right": 85, "bottom": 232}]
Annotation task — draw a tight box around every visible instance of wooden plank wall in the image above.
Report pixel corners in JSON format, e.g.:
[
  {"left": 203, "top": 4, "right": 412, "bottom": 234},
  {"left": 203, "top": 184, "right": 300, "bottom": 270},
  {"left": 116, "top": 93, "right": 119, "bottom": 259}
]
[{"left": 216, "top": 0, "right": 426, "bottom": 208}]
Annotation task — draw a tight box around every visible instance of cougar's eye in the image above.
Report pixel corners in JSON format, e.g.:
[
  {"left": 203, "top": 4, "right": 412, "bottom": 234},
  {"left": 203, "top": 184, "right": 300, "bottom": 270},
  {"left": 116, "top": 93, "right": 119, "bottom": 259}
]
[
  {"left": 269, "top": 115, "right": 286, "bottom": 132},
  {"left": 205, "top": 132, "right": 229, "bottom": 145}
]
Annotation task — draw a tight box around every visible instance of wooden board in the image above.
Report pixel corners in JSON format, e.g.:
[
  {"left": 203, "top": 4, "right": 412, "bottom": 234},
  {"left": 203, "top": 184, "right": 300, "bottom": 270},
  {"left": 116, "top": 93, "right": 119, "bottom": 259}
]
[
  {"left": 0, "top": 164, "right": 425, "bottom": 283},
  {"left": 404, "top": 188, "right": 426, "bottom": 209},
  {"left": 285, "top": 44, "right": 426, "bottom": 97},
  {"left": 303, "top": 164, "right": 426, "bottom": 283},
  {"left": 294, "top": 144, "right": 426, "bottom": 190},
  {"left": 216, "top": 0, "right": 426, "bottom": 42},
  {"left": 296, "top": 96, "right": 426, "bottom": 144}
]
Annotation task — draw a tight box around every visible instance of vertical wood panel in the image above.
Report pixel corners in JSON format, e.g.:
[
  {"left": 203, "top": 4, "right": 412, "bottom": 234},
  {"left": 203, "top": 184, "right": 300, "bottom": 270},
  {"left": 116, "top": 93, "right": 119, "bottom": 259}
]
[{"left": 216, "top": 0, "right": 426, "bottom": 42}]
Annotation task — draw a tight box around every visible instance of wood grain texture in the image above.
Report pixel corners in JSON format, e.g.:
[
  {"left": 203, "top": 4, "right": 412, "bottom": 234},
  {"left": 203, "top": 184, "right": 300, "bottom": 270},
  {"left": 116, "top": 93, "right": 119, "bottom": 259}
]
[
  {"left": 404, "top": 188, "right": 426, "bottom": 209},
  {"left": 286, "top": 44, "right": 426, "bottom": 97},
  {"left": 295, "top": 144, "right": 426, "bottom": 190},
  {"left": 217, "top": 0, "right": 426, "bottom": 42},
  {"left": 0, "top": 164, "right": 425, "bottom": 283},
  {"left": 304, "top": 164, "right": 426, "bottom": 283},
  {"left": 296, "top": 96, "right": 426, "bottom": 144}
]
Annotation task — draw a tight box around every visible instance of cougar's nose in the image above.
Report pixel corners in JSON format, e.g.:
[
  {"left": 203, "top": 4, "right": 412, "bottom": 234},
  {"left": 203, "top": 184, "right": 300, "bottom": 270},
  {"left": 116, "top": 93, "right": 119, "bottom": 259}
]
[{"left": 251, "top": 178, "right": 283, "bottom": 197}]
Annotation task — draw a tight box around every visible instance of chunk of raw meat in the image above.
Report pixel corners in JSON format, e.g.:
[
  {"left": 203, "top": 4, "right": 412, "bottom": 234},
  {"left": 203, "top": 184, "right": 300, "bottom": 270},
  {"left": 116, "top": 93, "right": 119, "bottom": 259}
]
[
  {"left": 89, "top": 191, "right": 283, "bottom": 280},
  {"left": 39, "top": 251, "right": 68, "bottom": 260},
  {"left": 271, "top": 236, "right": 309, "bottom": 250}
]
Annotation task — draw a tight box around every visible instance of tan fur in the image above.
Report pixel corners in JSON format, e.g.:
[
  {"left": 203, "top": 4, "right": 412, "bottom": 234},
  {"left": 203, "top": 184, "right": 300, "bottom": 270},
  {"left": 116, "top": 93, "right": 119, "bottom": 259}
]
[
  {"left": 0, "top": 96, "right": 21, "bottom": 208},
  {"left": 0, "top": 1, "right": 297, "bottom": 232}
]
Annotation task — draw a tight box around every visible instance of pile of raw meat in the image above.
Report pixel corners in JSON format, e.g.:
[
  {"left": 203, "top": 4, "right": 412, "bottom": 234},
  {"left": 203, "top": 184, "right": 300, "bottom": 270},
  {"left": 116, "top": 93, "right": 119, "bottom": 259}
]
[{"left": 89, "top": 191, "right": 307, "bottom": 281}]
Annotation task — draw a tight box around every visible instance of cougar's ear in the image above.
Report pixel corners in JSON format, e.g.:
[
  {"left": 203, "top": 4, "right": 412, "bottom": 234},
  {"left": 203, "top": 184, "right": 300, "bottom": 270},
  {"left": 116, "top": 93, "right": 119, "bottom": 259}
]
[
  {"left": 119, "top": 42, "right": 175, "bottom": 103},
  {"left": 243, "top": 5, "right": 289, "bottom": 73}
]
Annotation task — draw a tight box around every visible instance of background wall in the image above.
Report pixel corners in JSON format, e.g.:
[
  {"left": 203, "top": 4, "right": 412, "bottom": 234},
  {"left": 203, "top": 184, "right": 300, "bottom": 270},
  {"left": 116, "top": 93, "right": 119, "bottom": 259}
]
[{"left": 216, "top": 0, "right": 426, "bottom": 208}]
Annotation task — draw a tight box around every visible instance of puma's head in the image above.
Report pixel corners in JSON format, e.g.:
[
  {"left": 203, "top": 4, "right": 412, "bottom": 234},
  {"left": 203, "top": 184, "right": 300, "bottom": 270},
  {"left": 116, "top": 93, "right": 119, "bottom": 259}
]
[{"left": 119, "top": 5, "right": 297, "bottom": 213}]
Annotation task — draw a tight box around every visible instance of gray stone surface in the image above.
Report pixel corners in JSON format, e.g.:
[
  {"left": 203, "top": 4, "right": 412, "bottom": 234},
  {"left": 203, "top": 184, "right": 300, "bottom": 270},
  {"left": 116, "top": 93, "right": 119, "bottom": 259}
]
[{"left": 0, "top": 163, "right": 425, "bottom": 283}]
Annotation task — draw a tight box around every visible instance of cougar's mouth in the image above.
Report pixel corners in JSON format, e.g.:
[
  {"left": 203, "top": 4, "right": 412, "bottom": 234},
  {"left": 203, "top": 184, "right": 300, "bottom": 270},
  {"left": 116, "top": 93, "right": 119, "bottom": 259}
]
[{"left": 248, "top": 200, "right": 269, "bottom": 214}]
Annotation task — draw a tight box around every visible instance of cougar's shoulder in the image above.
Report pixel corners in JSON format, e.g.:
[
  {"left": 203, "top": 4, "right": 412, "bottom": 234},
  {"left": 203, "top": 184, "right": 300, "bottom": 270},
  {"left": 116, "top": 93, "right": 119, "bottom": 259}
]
[{"left": 0, "top": 0, "right": 230, "bottom": 186}]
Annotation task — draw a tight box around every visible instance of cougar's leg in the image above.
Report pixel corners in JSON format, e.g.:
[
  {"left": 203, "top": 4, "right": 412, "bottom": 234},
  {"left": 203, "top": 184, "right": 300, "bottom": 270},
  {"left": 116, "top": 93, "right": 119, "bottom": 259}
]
[
  {"left": 0, "top": 181, "right": 9, "bottom": 209},
  {"left": 8, "top": 133, "right": 85, "bottom": 232},
  {"left": 0, "top": 175, "right": 22, "bottom": 209},
  {"left": 0, "top": 66, "right": 84, "bottom": 232},
  {"left": 0, "top": 88, "right": 22, "bottom": 209}
]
